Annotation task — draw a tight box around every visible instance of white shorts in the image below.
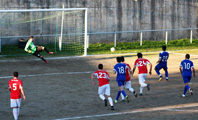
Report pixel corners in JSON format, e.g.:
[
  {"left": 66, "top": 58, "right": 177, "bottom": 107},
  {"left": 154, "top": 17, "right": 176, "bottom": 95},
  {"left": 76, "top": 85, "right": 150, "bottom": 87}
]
[
  {"left": 98, "top": 84, "right": 110, "bottom": 96},
  {"left": 138, "top": 74, "right": 147, "bottom": 87},
  {"left": 10, "top": 98, "right": 21, "bottom": 108},
  {"left": 124, "top": 81, "right": 131, "bottom": 89}
]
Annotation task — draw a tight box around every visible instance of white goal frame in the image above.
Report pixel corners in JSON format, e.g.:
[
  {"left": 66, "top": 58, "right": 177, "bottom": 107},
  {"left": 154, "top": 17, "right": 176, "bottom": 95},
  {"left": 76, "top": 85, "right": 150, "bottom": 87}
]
[{"left": 0, "top": 8, "right": 88, "bottom": 56}]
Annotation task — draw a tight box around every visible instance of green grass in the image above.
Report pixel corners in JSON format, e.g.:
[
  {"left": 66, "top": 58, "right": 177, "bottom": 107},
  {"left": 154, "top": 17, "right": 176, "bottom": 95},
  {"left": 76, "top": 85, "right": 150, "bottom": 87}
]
[
  {"left": 0, "top": 38, "right": 198, "bottom": 57},
  {"left": 87, "top": 38, "right": 198, "bottom": 54}
]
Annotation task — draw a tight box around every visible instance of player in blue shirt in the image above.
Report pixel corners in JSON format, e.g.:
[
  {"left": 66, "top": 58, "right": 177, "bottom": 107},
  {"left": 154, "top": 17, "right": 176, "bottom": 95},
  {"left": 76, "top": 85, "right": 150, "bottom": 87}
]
[
  {"left": 180, "top": 54, "right": 195, "bottom": 97},
  {"left": 113, "top": 57, "right": 129, "bottom": 103},
  {"left": 155, "top": 46, "right": 169, "bottom": 81}
]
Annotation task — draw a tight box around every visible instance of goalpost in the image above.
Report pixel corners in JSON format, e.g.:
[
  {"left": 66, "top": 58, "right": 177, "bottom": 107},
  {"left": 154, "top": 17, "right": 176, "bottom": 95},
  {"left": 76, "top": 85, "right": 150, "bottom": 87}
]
[{"left": 0, "top": 8, "right": 88, "bottom": 56}]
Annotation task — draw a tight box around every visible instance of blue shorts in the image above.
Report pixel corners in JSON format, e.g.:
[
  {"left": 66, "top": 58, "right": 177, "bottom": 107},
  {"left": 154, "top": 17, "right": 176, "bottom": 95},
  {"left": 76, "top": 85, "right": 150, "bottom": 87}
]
[
  {"left": 183, "top": 76, "right": 191, "bottom": 84},
  {"left": 155, "top": 64, "right": 168, "bottom": 71},
  {"left": 117, "top": 80, "right": 125, "bottom": 87}
]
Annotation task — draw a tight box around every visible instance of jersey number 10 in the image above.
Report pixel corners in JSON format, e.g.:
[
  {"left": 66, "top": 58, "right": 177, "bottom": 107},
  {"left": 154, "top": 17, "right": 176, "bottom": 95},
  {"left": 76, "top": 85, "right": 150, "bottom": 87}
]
[{"left": 184, "top": 62, "right": 191, "bottom": 69}]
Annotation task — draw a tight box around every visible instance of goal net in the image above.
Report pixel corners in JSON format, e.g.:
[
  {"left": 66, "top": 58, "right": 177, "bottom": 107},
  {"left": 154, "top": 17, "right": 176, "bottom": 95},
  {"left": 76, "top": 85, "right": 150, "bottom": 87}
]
[{"left": 0, "top": 8, "right": 88, "bottom": 56}]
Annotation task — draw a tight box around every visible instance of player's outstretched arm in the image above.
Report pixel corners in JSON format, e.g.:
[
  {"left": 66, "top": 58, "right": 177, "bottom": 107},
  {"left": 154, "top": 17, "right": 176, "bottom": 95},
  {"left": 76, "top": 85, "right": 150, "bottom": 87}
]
[
  {"left": 91, "top": 73, "right": 96, "bottom": 85},
  {"left": 132, "top": 66, "right": 136, "bottom": 75},
  {"left": 149, "top": 63, "right": 152, "bottom": 75},
  {"left": 20, "top": 88, "right": 26, "bottom": 100},
  {"left": 179, "top": 67, "right": 182, "bottom": 76},
  {"left": 156, "top": 58, "right": 161, "bottom": 63}
]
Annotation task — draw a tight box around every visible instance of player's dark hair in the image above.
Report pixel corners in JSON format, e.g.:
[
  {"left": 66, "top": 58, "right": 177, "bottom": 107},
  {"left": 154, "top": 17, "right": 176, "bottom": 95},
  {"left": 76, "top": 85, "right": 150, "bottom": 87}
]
[
  {"left": 186, "top": 54, "right": 190, "bottom": 59},
  {"left": 137, "top": 53, "right": 142, "bottom": 58},
  {"left": 162, "top": 45, "right": 166, "bottom": 51},
  {"left": 29, "top": 36, "right": 33, "bottom": 39},
  {"left": 98, "top": 64, "right": 103, "bottom": 69},
  {"left": 117, "top": 57, "right": 121, "bottom": 62},
  {"left": 120, "top": 56, "right": 125, "bottom": 62},
  {"left": 13, "top": 72, "right": 18, "bottom": 77}
]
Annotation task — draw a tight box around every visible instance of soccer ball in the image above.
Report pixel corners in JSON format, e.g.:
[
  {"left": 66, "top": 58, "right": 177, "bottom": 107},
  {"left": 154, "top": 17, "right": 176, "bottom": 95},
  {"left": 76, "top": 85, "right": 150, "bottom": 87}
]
[{"left": 110, "top": 47, "right": 115, "bottom": 52}]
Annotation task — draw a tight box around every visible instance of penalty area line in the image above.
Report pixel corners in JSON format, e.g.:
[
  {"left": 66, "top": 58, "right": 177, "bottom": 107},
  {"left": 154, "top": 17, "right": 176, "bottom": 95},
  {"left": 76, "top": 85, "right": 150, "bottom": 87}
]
[{"left": 55, "top": 103, "right": 198, "bottom": 120}]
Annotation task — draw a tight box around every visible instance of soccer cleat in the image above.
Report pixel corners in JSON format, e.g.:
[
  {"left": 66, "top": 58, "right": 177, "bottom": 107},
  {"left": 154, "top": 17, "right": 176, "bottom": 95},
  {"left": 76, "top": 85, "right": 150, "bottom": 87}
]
[
  {"left": 166, "top": 79, "right": 168, "bottom": 81},
  {"left": 111, "top": 106, "right": 114, "bottom": 110},
  {"left": 189, "top": 88, "right": 193, "bottom": 95},
  {"left": 139, "top": 93, "right": 143, "bottom": 96},
  {"left": 133, "top": 91, "right": 137, "bottom": 98},
  {"left": 114, "top": 100, "right": 118, "bottom": 103},
  {"left": 158, "top": 76, "right": 163, "bottom": 81},
  {"left": 147, "top": 84, "right": 150, "bottom": 91},
  {"left": 48, "top": 52, "right": 53, "bottom": 54},
  {"left": 125, "top": 95, "right": 129, "bottom": 103},
  {"left": 45, "top": 60, "right": 49, "bottom": 64},
  {"left": 121, "top": 99, "right": 125, "bottom": 102},
  {"left": 104, "top": 99, "right": 107, "bottom": 106},
  {"left": 182, "top": 94, "right": 185, "bottom": 98}
]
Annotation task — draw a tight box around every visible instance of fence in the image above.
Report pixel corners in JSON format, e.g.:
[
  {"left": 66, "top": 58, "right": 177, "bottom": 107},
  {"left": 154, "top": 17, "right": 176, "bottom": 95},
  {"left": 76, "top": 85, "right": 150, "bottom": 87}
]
[{"left": 86, "top": 28, "right": 198, "bottom": 48}]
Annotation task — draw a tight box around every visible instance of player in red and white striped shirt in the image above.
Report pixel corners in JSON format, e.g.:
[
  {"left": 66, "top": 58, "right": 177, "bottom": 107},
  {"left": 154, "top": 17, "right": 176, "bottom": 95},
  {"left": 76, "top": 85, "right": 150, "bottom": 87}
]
[
  {"left": 91, "top": 64, "right": 114, "bottom": 110},
  {"left": 120, "top": 56, "right": 137, "bottom": 101},
  {"left": 8, "top": 72, "right": 26, "bottom": 120},
  {"left": 132, "top": 53, "right": 152, "bottom": 96}
]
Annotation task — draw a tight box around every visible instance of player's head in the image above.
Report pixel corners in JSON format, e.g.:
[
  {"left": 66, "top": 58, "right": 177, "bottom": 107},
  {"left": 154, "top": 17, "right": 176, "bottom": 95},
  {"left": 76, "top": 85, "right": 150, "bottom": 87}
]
[
  {"left": 137, "top": 53, "right": 142, "bottom": 58},
  {"left": 29, "top": 36, "right": 34, "bottom": 41},
  {"left": 98, "top": 64, "right": 103, "bottom": 69},
  {"left": 13, "top": 72, "right": 18, "bottom": 77},
  {"left": 185, "top": 54, "right": 190, "bottom": 59},
  {"left": 120, "top": 56, "right": 125, "bottom": 62},
  {"left": 162, "top": 45, "right": 166, "bottom": 51},
  {"left": 116, "top": 57, "right": 121, "bottom": 63}
]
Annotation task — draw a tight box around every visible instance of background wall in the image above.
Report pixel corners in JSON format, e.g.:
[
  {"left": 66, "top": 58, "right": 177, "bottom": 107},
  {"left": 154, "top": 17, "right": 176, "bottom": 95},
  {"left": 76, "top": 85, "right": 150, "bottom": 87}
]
[{"left": 0, "top": 0, "right": 198, "bottom": 43}]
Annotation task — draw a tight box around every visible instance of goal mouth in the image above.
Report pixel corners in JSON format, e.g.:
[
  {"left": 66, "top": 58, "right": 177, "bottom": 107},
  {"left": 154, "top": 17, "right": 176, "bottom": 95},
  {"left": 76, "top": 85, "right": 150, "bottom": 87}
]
[{"left": 0, "top": 8, "right": 88, "bottom": 56}]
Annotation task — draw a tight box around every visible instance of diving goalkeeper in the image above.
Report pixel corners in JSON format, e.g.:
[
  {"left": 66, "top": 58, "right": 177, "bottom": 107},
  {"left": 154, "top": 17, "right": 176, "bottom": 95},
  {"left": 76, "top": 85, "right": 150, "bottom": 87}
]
[{"left": 24, "top": 36, "right": 53, "bottom": 63}]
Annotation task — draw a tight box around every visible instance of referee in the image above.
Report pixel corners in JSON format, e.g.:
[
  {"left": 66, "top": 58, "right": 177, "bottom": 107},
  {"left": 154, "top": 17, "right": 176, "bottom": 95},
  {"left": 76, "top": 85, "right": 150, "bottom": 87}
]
[{"left": 24, "top": 36, "right": 53, "bottom": 63}]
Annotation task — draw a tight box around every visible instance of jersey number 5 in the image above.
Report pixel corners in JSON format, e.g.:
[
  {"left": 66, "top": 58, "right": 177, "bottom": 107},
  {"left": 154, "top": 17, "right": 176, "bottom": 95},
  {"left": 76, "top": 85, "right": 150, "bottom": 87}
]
[{"left": 13, "top": 83, "right": 17, "bottom": 90}]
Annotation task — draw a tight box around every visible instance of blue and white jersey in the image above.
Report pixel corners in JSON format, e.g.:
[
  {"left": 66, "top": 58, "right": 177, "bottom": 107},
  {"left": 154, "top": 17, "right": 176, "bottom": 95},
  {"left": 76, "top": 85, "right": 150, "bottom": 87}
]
[
  {"left": 180, "top": 59, "right": 194, "bottom": 77},
  {"left": 159, "top": 51, "right": 169, "bottom": 65},
  {"left": 113, "top": 63, "right": 127, "bottom": 81}
]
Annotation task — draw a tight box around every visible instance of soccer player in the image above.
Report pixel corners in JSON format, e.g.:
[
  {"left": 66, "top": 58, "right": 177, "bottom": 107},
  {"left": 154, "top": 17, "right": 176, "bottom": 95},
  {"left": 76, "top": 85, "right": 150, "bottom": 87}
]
[
  {"left": 8, "top": 72, "right": 26, "bottom": 120},
  {"left": 24, "top": 36, "right": 54, "bottom": 63},
  {"left": 91, "top": 64, "right": 114, "bottom": 110},
  {"left": 155, "top": 45, "right": 169, "bottom": 81},
  {"left": 179, "top": 54, "right": 195, "bottom": 97},
  {"left": 120, "top": 56, "right": 137, "bottom": 101},
  {"left": 113, "top": 57, "right": 129, "bottom": 103},
  {"left": 132, "top": 53, "right": 152, "bottom": 96}
]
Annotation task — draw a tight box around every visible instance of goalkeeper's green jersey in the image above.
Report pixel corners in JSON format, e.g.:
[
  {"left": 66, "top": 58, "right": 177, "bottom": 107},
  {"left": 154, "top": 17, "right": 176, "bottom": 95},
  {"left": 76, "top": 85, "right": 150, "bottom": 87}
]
[{"left": 24, "top": 40, "right": 36, "bottom": 53}]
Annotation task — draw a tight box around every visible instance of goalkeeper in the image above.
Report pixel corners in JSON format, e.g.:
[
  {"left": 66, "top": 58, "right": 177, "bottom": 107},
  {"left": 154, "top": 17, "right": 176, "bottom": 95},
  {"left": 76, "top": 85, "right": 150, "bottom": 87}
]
[{"left": 24, "top": 36, "right": 53, "bottom": 63}]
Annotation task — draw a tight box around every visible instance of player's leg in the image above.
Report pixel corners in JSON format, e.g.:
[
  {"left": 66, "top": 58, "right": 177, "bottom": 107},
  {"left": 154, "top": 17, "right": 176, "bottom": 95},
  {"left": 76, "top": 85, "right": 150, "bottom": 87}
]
[
  {"left": 10, "top": 99, "right": 19, "bottom": 120},
  {"left": 163, "top": 66, "right": 168, "bottom": 81},
  {"left": 139, "top": 74, "right": 149, "bottom": 95},
  {"left": 182, "top": 76, "right": 192, "bottom": 97},
  {"left": 33, "top": 51, "right": 48, "bottom": 63},
  {"left": 105, "top": 84, "right": 114, "bottom": 110},
  {"left": 155, "top": 64, "right": 163, "bottom": 81},
  {"left": 125, "top": 81, "right": 137, "bottom": 98},
  {"left": 98, "top": 86, "right": 107, "bottom": 106}
]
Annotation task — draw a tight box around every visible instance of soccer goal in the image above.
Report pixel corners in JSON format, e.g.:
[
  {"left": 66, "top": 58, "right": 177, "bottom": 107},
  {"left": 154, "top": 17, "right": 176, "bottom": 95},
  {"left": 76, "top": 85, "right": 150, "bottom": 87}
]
[{"left": 0, "top": 8, "right": 88, "bottom": 56}]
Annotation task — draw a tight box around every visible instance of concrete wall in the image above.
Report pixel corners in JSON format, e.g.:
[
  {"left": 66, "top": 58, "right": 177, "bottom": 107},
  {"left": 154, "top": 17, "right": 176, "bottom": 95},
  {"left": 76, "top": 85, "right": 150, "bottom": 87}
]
[{"left": 0, "top": 0, "right": 198, "bottom": 44}]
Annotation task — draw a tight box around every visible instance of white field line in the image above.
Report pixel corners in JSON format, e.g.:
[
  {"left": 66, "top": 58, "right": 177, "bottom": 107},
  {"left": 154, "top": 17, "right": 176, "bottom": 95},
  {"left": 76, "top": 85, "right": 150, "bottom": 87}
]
[
  {"left": 55, "top": 103, "right": 198, "bottom": 120},
  {"left": 169, "top": 52, "right": 198, "bottom": 57},
  {"left": 1, "top": 62, "right": 198, "bottom": 79},
  {"left": 1, "top": 49, "right": 198, "bottom": 63}
]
